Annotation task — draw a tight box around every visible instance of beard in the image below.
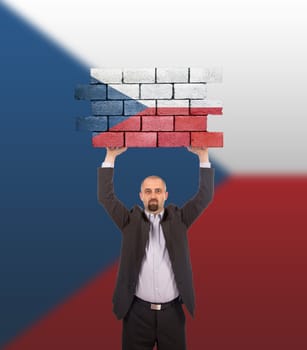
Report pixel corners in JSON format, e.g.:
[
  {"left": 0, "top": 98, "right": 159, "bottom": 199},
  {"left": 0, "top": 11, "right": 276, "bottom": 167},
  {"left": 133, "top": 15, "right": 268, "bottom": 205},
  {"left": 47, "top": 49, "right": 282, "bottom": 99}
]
[{"left": 148, "top": 200, "right": 159, "bottom": 212}]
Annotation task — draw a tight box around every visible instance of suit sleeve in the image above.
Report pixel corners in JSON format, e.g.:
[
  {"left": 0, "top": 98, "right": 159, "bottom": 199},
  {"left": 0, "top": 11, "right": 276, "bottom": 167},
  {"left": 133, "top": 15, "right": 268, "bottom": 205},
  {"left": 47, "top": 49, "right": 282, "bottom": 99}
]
[
  {"left": 180, "top": 167, "right": 214, "bottom": 228},
  {"left": 97, "top": 167, "right": 130, "bottom": 231}
]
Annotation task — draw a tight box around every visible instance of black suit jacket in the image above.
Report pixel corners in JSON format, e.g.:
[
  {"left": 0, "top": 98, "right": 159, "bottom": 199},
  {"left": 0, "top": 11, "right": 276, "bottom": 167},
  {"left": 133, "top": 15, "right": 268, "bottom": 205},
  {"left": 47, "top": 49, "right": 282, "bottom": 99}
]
[{"left": 98, "top": 167, "right": 214, "bottom": 319}]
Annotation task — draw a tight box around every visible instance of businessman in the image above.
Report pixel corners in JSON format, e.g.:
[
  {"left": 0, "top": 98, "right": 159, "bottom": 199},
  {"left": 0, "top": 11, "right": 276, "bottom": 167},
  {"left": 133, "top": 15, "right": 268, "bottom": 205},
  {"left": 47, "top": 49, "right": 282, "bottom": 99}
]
[{"left": 98, "top": 147, "right": 214, "bottom": 350}]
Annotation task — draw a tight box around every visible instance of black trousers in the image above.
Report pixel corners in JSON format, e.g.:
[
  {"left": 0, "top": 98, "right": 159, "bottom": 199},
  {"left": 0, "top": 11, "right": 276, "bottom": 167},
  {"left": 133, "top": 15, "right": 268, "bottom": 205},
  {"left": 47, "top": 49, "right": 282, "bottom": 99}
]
[{"left": 122, "top": 297, "right": 186, "bottom": 350}]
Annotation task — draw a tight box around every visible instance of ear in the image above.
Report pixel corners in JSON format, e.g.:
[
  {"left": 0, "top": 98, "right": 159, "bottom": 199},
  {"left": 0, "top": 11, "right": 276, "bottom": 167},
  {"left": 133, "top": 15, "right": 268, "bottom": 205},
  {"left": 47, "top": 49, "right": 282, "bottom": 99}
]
[
  {"left": 165, "top": 192, "right": 169, "bottom": 200},
  {"left": 139, "top": 192, "right": 143, "bottom": 201}
]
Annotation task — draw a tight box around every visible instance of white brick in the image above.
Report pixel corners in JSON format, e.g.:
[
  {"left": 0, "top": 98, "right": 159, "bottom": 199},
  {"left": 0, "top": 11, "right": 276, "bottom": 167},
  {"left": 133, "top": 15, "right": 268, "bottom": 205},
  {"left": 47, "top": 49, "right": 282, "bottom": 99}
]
[
  {"left": 157, "top": 68, "right": 188, "bottom": 83},
  {"left": 134, "top": 99, "right": 156, "bottom": 108},
  {"left": 190, "top": 67, "right": 223, "bottom": 83},
  {"left": 90, "top": 68, "right": 122, "bottom": 83},
  {"left": 190, "top": 99, "right": 223, "bottom": 108},
  {"left": 123, "top": 68, "right": 155, "bottom": 83},
  {"left": 174, "top": 84, "right": 207, "bottom": 99},
  {"left": 157, "top": 100, "right": 189, "bottom": 108},
  {"left": 157, "top": 99, "right": 189, "bottom": 115},
  {"left": 108, "top": 84, "right": 139, "bottom": 99},
  {"left": 141, "top": 84, "right": 172, "bottom": 99}
]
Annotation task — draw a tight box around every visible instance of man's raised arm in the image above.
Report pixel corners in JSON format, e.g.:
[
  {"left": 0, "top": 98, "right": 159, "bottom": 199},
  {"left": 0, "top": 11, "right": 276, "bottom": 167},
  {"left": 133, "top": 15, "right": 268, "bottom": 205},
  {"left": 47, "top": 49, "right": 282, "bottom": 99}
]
[
  {"left": 180, "top": 147, "right": 215, "bottom": 228},
  {"left": 97, "top": 147, "right": 129, "bottom": 231}
]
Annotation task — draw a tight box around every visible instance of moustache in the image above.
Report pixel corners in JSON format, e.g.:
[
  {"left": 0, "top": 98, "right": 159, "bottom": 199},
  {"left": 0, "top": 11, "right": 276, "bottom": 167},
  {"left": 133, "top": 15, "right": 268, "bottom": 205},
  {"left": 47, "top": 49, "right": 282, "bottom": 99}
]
[{"left": 148, "top": 201, "right": 159, "bottom": 212}]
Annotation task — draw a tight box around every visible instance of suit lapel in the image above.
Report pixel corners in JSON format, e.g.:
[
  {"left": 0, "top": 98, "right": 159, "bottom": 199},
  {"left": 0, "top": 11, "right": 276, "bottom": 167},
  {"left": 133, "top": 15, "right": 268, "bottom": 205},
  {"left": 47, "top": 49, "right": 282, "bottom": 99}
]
[
  {"left": 136, "top": 211, "right": 150, "bottom": 266},
  {"left": 161, "top": 209, "right": 174, "bottom": 258}
]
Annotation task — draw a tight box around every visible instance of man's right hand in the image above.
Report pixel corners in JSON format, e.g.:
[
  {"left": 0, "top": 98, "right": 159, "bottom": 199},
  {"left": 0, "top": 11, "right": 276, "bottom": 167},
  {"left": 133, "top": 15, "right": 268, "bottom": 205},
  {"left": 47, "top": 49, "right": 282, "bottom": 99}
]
[{"left": 104, "top": 147, "right": 128, "bottom": 163}]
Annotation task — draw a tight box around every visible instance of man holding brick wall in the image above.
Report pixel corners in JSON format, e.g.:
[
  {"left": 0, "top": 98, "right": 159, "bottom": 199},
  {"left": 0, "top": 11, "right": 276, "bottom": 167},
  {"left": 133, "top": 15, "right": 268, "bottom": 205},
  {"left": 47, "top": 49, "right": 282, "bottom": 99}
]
[{"left": 98, "top": 146, "right": 214, "bottom": 350}]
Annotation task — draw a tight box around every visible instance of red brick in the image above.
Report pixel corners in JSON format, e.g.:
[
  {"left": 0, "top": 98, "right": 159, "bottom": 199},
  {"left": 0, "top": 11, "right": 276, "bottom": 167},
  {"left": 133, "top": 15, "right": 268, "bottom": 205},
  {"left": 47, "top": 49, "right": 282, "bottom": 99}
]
[
  {"left": 175, "top": 116, "right": 207, "bottom": 131},
  {"left": 134, "top": 107, "right": 157, "bottom": 116},
  {"left": 125, "top": 132, "right": 157, "bottom": 147},
  {"left": 109, "top": 116, "right": 140, "bottom": 131},
  {"left": 158, "top": 132, "right": 190, "bottom": 147},
  {"left": 157, "top": 107, "right": 189, "bottom": 115},
  {"left": 190, "top": 107, "right": 223, "bottom": 115},
  {"left": 142, "top": 116, "right": 174, "bottom": 131},
  {"left": 92, "top": 132, "right": 124, "bottom": 147},
  {"left": 191, "top": 132, "right": 223, "bottom": 147}
]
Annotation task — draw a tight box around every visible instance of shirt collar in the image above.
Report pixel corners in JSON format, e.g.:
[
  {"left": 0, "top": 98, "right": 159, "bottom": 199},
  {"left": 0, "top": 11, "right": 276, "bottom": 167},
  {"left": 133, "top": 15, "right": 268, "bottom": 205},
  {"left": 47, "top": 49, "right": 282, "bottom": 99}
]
[{"left": 144, "top": 209, "right": 164, "bottom": 220}]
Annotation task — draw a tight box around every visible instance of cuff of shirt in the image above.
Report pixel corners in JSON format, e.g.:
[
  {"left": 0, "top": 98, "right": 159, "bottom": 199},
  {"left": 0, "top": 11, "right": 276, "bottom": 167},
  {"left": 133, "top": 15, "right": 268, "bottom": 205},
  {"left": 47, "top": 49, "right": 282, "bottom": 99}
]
[
  {"left": 200, "top": 162, "right": 211, "bottom": 168},
  {"left": 102, "top": 162, "right": 210, "bottom": 168},
  {"left": 101, "top": 161, "right": 114, "bottom": 168}
]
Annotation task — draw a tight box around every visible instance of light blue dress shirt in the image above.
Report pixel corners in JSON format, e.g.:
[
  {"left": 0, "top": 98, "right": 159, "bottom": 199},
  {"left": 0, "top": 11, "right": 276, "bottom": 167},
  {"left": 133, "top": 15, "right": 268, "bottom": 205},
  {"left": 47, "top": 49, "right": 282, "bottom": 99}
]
[{"left": 135, "top": 210, "right": 180, "bottom": 303}]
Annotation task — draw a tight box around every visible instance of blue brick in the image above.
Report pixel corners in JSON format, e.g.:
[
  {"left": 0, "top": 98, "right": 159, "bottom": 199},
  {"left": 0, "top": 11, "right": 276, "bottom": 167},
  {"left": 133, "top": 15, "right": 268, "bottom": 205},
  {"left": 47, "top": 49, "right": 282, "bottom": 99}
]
[
  {"left": 108, "top": 116, "right": 130, "bottom": 129},
  {"left": 76, "top": 116, "right": 108, "bottom": 131},
  {"left": 108, "top": 85, "right": 139, "bottom": 100},
  {"left": 92, "top": 101, "right": 123, "bottom": 115},
  {"left": 90, "top": 77, "right": 101, "bottom": 84},
  {"left": 74, "top": 84, "right": 106, "bottom": 100},
  {"left": 124, "top": 100, "right": 148, "bottom": 115}
]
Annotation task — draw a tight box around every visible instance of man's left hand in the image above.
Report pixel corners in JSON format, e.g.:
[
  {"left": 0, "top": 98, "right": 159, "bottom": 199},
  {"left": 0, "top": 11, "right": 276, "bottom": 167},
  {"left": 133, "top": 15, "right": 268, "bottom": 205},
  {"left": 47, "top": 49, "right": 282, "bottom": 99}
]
[{"left": 186, "top": 146, "right": 209, "bottom": 163}]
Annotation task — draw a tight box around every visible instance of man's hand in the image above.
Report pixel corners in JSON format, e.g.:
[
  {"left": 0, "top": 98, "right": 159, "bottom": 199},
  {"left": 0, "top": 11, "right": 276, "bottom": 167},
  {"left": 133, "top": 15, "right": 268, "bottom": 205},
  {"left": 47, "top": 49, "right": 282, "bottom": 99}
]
[
  {"left": 104, "top": 147, "right": 127, "bottom": 164},
  {"left": 187, "top": 146, "right": 209, "bottom": 163}
]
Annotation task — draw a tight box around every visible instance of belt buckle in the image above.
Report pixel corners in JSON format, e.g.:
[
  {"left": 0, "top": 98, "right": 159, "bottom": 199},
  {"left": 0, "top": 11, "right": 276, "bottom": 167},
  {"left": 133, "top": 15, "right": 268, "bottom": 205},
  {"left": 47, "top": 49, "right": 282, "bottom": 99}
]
[{"left": 150, "top": 303, "right": 161, "bottom": 311}]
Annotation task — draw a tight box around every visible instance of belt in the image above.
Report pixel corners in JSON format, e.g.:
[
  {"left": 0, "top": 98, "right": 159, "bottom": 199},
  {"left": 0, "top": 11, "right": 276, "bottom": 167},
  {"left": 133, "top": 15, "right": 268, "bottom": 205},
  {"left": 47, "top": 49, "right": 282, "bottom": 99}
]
[{"left": 134, "top": 296, "right": 180, "bottom": 311}]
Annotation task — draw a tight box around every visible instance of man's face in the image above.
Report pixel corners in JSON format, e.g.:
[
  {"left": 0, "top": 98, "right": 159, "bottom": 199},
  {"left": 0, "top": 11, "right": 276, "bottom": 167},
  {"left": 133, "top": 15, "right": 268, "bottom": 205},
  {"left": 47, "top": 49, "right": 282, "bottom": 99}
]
[{"left": 139, "top": 177, "right": 168, "bottom": 214}]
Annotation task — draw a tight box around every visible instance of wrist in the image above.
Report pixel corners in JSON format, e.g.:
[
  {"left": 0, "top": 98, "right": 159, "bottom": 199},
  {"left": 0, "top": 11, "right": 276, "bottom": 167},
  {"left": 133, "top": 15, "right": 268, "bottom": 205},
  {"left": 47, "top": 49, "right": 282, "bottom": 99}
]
[
  {"left": 198, "top": 154, "right": 209, "bottom": 163},
  {"left": 104, "top": 155, "right": 116, "bottom": 164}
]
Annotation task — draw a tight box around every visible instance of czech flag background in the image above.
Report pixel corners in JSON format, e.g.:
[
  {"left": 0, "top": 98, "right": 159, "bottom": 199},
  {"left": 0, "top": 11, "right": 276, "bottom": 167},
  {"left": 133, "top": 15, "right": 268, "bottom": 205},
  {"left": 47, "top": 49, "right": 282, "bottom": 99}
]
[{"left": 0, "top": 1, "right": 306, "bottom": 349}]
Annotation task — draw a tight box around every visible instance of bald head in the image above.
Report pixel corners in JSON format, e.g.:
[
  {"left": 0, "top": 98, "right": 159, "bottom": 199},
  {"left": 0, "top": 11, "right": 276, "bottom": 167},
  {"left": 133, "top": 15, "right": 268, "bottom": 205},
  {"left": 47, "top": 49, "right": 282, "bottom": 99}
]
[
  {"left": 139, "top": 175, "right": 168, "bottom": 214},
  {"left": 140, "top": 175, "right": 167, "bottom": 192}
]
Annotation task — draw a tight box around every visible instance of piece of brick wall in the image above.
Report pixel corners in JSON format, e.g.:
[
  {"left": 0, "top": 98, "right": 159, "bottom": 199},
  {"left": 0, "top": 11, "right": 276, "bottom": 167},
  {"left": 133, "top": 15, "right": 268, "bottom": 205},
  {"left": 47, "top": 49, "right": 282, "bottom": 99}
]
[{"left": 75, "top": 67, "right": 223, "bottom": 148}]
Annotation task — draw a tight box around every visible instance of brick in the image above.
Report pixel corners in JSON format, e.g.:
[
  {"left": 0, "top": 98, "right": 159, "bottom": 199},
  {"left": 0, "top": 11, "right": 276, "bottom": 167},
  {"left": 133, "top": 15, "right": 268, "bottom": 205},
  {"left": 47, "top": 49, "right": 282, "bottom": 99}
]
[
  {"left": 174, "top": 83, "right": 207, "bottom": 99},
  {"left": 175, "top": 116, "right": 207, "bottom": 131},
  {"left": 190, "top": 99, "right": 223, "bottom": 108},
  {"left": 191, "top": 132, "right": 223, "bottom": 147},
  {"left": 190, "top": 67, "right": 223, "bottom": 83},
  {"left": 92, "top": 132, "right": 124, "bottom": 147},
  {"left": 76, "top": 116, "right": 108, "bottom": 131},
  {"left": 158, "top": 132, "right": 190, "bottom": 147},
  {"left": 90, "top": 68, "right": 122, "bottom": 84},
  {"left": 190, "top": 107, "right": 223, "bottom": 115},
  {"left": 109, "top": 116, "right": 140, "bottom": 131},
  {"left": 123, "top": 68, "right": 155, "bottom": 83},
  {"left": 157, "top": 100, "right": 189, "bottom": 115},
  {"left": 157, "top": 68, "right": 188, "bottom": 83},
  {"left": 92, "top": 101, "right": 123, "bottom": 115},
  {"left": 141, "top": 84, "right": 172, "bottom": 99},
  {"left": 125, "top": 132, "right": 157, "bottom": 147},
  {"left": 190, "top": 99, "right": 223, "bottom": 115},
  {"left": 75, "top": 84, "right": 106, "bottom": 100},
  {"left": 108, "top": 84, "right": 139, "bottom": 100},
  {"left": 142, "top": 116, "right": 173, "bottom": 131},
  {"left": 124, "top": 100, "right": 156, "bottom": 115}
]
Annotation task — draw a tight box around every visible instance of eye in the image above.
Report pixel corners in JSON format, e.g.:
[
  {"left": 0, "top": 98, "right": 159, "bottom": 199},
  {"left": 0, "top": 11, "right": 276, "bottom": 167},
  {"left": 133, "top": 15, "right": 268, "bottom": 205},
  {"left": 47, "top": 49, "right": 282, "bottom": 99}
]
[
  {"left": 145, "top": 189, "right": 151, "bottom": 194},
  {"left": 155, "top": 189, "right": 162, "bottom": 194}
]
